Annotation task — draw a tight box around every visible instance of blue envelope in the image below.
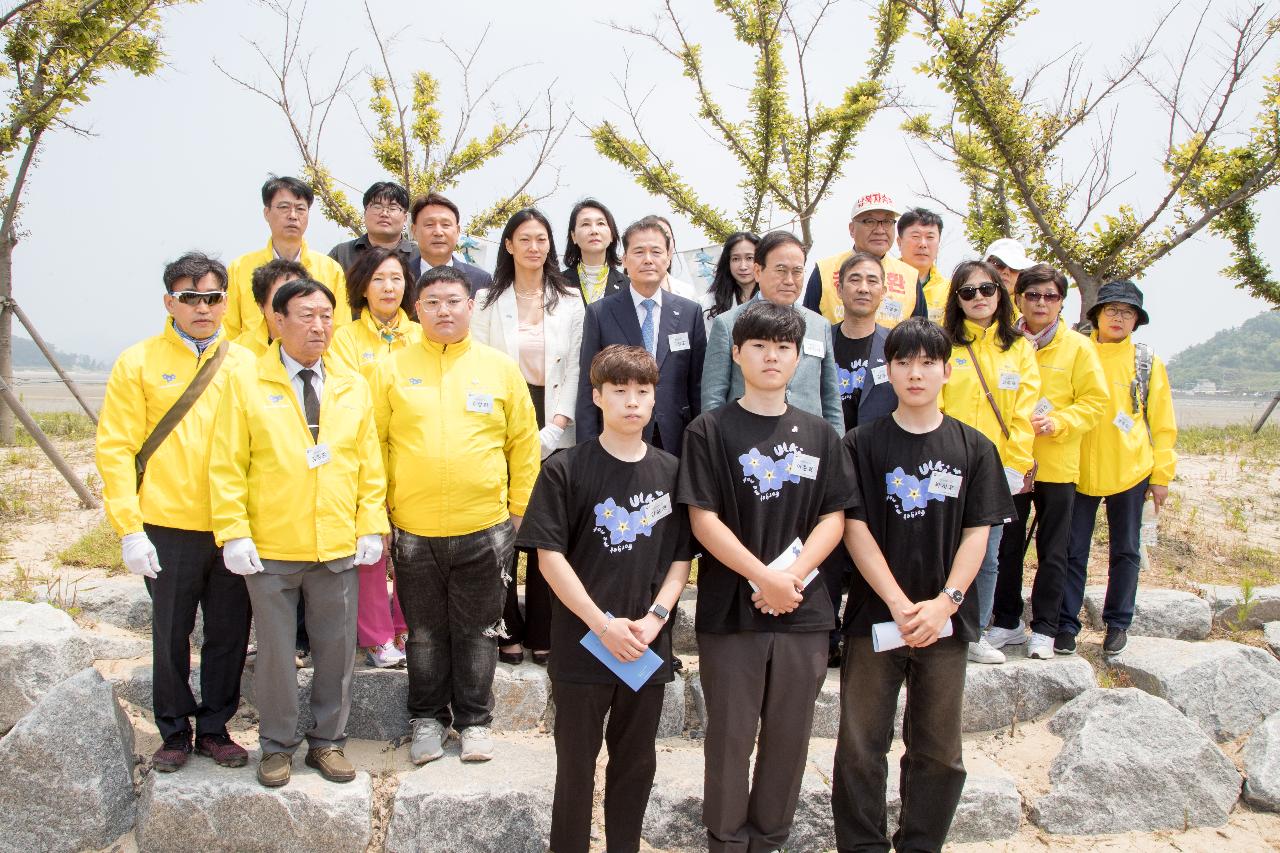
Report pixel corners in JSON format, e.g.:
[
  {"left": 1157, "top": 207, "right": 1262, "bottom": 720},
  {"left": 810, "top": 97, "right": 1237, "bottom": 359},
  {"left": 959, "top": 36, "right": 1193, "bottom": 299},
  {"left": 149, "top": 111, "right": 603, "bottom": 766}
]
[{"left": 580, "top": 614, "right": 664, "bottom": 692}]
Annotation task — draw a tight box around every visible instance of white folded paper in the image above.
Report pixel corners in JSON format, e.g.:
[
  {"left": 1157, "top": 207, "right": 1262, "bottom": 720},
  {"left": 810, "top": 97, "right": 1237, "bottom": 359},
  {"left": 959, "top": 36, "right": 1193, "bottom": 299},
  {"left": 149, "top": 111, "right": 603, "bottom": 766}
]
[
  {"left": 748, "top": 537, "right": 819, "bottom": 592},
  {"left": 872, "top": 618, "right": 954, "bottom": 652}
]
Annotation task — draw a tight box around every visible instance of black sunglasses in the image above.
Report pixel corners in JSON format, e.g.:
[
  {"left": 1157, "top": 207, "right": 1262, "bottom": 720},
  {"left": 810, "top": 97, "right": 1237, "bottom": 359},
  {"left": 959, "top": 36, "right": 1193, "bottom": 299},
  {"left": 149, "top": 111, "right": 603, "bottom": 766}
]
[
  {"left": 1021, "top": 291, "right": 1062, "bottom": 304},
  {"left": 957, "top": 283, "right": 999, "bottom": 301},
  {"left": 170, "top": 290, "right": 227, "bottom": 306}
]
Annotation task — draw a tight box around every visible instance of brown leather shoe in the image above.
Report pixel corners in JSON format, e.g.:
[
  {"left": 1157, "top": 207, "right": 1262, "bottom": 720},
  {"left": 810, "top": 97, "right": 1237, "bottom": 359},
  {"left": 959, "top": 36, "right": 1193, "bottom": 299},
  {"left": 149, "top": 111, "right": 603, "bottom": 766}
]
[
  {"left": 257, "top": 751, "right": 292, "bottom": 788},
  {"left": 196, "top": 732, "right": 248, "bottom": 768},
  {"left": 304, "top": 746, "right": 356, "bottom": 783}
]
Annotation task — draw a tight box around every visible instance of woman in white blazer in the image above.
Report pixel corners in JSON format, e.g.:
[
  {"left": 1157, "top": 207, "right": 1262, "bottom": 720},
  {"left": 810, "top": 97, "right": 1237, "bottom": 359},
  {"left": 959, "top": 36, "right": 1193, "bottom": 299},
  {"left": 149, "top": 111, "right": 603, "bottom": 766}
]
[{"left": 473, "top": 207, "right": 584, "bottom": 667}]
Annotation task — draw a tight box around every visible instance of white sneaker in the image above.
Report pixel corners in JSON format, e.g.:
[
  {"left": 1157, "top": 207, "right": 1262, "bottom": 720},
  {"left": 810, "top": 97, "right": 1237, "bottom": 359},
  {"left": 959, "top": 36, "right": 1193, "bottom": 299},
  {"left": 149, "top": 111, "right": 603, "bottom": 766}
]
[
  {"left": 984, "top": 622, "right": 1029, "bottom": 649},
  {"left": 409, "top": 718, "right": 448, "bottom": 765},
  {"left": 968, "top": 638, "right": 1006, "bottom": 664},
  {"left": 1027, "top": 632, "right": 1054, "bottom": 660},
  {"left": 459, "top": 726, "right": 495, "bottom": 762},
  {"left": 366, "top": 641, "right": 406, "bottom": 669}
]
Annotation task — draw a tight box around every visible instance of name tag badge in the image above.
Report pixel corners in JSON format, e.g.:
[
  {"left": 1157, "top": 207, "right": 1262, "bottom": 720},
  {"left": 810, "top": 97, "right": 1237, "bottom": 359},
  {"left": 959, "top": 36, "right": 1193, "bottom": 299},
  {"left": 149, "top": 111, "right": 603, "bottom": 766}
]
[
  {"left": 466, "top": 392, "right": 495, "bottom": 414},
  {"left": 643, "top": 493, "right": 673, "bottom": 525},
  {"left": 871, "top": 364, "right": 889, "bottom": 385},
  {"left": 802, "top": 338, "right": 825, "bottom": 358},
  {"left": 1114, "top": 412, "right": 1135, "bottom": 433},
  {"left": 790, "top": 452, "right": 820, "bottom": 480},
  {"left": 928, "top": 470, "right": 962, "bottom": 497},
  {"left": 998, "top": 371, "right": 1021, "bottom": 390},
  {"left": 880, "top": 299, "right": 903, "bottom": 322},
  {"left": 305, "top": 443, "right": 331, "bottom": 469},
  {"left": 668, "top": 332, "right": 690, "bottom": 352},
  {"left": 1033, "top": 397, "right": 1054, "bottom": 418}
]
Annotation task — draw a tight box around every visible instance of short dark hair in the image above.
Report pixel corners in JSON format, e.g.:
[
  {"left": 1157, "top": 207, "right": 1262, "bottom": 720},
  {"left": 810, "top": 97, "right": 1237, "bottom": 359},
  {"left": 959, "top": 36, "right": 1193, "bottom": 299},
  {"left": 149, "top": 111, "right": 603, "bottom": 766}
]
[
  {"left": 838, "top": 251, "right": 885, "bottom": 283},
  {"left": 732, "top": 301, "right": 806, "bottom": 348},
  {"left": 415, "top": 264, "right": 470, "bottom": 301},
  {"left": 346, "top": 246, "right": 415, "bottom": 319},
  {"left": 896, "top": 207, "right": 944, "bottom": 237},
  {"left": 162, "top": 252, "right": 227, "bottom": 293},
  {"left": 261, "top": 175, "right": 314, "bottom": 207},
  {"left": 250, "top": 258, "right": 307, "bottom": 307},
  {"left": 563, "top": 198, "right": 621, "bottom": 269},
  {"left": 362, "top": 181, "right": 410, "bottom": 210},
  {"left": 272, "top": 278, "right": 335, "bottom": 315},
  {"left": 590, "top": 345, "right": 660, "bottom": 390},
  {"left": 754, "top": 230, "right": 806, "bottom": 267},
  {"left": 884, "top": 316, "right": 951, "bottom": 362},
  {"left": 620, "top": 215, "right": 671, "bottom": 255},
  {"left": 410, "top": 192, "right": 460, "bottom": 226},
  {"left": 1014, "top": 263, "right": 1068, "bottom": 298}
]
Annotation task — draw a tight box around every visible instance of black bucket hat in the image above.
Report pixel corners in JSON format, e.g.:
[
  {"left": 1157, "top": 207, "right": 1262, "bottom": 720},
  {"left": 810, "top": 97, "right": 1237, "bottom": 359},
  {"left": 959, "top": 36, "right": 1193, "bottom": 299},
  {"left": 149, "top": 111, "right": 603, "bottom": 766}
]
[{"left": 1087, "top": 279, "right": 1149, "bottom": 328}]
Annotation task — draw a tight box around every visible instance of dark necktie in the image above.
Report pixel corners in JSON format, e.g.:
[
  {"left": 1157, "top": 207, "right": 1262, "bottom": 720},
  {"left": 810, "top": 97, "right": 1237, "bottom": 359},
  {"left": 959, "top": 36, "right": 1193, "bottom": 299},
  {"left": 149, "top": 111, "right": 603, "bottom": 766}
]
[{"left": 298, "top": 368, "right": 320, "bottom": 441}]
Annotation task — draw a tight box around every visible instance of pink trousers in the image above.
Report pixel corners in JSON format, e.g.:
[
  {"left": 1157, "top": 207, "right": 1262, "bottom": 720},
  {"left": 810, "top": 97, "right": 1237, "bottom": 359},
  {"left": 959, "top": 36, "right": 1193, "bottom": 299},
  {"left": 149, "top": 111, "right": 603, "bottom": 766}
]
[{"left": 356, "top": 555, "right": 407, "bottom": 647}]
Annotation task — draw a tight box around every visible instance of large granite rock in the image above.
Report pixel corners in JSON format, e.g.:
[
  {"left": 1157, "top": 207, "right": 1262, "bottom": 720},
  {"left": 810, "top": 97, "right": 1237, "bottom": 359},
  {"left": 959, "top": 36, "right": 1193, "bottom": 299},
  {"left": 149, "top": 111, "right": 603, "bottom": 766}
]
[
  {"left": 1243, "top": 710, "right": 1280, "bottom": 811},
  {"left": 1194, "top": 583, "right": 1280, "bottom": 629},
  {"left": 76, "top": 576, "right": 153, "bottom": 631},
  {"left": 1110, "top": 636, "right": 1280, "bottom": 741},
  {"left": 111, "top": 662, "right": 201, "bottom": 709},
  {"left": 87, "top": 630, "right": 150, "bottom": 660},
  {"left": 0, "top": 668, "right": 137, "bottom": 853},
  {"left": 136, "top": 754, "right": 371, "bottom": 852},
  {"left": 1082, "top": 586, "right": 1212, "bottom": 640},
  {"left": 0, "top": 601, "right": 94, "bottom": 732},
  {"left": 673, "top": 589, "right": 698, "bottom": 655},
  {"left": 492, "top": 662, "right": 550, "bottom": 731},
  {"left": 962, "top": 648, "right": 1095, "bottom": 732},
  {"left": 657, "top": 673, "right": 686, "bottom": 737},
  {"left": 1265, "top": 621, "right": 1280, "bottom": 658},
  {"left": 1031, "top": 688, "right": 1241, "bottom": 833},
  {"left": 385, "top": 738, "right": 556, "bottom": 853}
]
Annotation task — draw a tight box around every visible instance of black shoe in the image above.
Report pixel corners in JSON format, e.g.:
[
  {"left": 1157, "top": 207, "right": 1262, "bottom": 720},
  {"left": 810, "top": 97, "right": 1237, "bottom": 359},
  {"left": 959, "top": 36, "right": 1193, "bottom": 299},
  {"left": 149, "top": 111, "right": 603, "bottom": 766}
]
[
  {"left": 827, "top": 646, "right": 842, "bottom": 668},
  {"left": 1103, "top": 627, "right": 1128, "bottom": 656},
  {"left": 531, "top": 650, "right": 550, "bottom": 666},
  {"left": 1054, "top": 632, "right": 1076, "bottom": 655},
  {"left": 498, "top": 649, "right": 524, "bottom": 665},
  {"left": 152, "top": 731, "right": 193, "bottom": 772},
  {"left": 671, "top": 655, "right": 684, "bottom": 672}
]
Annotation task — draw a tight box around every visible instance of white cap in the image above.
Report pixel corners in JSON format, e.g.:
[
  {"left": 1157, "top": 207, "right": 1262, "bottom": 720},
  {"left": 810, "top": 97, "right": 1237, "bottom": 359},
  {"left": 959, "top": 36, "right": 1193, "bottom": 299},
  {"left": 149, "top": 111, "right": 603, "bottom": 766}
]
[
  {"left": 850, "top": 191, "right": 901, "bottom": 221},
  {"left": 983, "top": 238, "right": 1034, "bottom": 270}
]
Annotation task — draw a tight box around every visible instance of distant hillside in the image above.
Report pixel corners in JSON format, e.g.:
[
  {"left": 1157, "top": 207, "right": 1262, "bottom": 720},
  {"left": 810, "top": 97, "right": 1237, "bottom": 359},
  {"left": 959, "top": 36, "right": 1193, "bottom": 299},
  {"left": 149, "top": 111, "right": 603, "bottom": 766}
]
[
  {"left": 1167, "top": 311, "right": 1280, "bottom": 393},
  {"left": 11, "top": 335, "right": 108, "bottom": 372}
]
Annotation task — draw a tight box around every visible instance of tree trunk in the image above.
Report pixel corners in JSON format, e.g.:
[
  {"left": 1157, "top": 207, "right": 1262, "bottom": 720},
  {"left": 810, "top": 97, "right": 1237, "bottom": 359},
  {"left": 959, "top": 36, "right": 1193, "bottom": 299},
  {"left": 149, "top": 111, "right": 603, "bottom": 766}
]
[
  {"left": 0, "top": 232, "right": 14, "bottom": 445},
  {"left": 1074, "top": 273, "right": 1101, "bottom": 331},
  {"left": 798, "top": 214, "right": 813, "bottom": 252}
]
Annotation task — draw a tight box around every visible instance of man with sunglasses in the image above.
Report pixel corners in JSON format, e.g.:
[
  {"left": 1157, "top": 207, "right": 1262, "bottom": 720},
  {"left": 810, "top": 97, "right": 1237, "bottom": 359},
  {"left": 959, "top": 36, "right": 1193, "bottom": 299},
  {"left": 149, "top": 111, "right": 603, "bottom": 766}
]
[
  {"left": 803, "top": 190, "right": 925, "bottom": 329},
  {"left": 96, "top": 252, "right": 256, "bottom": 773},
  {"left": 328, "top": 181, "right": 420, "bottom": 277}
]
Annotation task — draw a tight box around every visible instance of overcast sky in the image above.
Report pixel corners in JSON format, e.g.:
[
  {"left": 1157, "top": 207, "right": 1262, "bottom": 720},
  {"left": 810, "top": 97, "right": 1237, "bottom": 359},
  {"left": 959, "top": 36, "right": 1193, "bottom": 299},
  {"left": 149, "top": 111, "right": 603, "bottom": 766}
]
[{"left": 9, "top": 0, "right": 1278, "bottom": 363}]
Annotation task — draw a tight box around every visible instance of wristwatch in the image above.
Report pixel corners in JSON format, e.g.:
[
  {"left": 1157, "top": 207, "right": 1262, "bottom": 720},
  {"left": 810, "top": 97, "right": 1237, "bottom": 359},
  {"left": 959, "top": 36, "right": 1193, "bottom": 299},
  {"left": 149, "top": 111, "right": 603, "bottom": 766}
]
[
  {"left": 941, "top": 587, "right": 964, "bottom": 606},
  {"left": 648, "top": 603, "right": 671, "bottom": 621}
]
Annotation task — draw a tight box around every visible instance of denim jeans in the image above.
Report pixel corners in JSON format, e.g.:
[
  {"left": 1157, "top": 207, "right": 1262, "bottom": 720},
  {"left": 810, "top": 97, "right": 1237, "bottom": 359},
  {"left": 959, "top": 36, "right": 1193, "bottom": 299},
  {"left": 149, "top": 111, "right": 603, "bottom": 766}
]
[
  {"left": 994, "top": 483, "right": 1077, "bottom": 636},
  {"left": 832, "top": 635, "right": 968, "bottom": 853},
  {"left": 1059, "top": 478, "right": 1147, "bottom": 636},
  {"left": 394, "top": 520, "right": 514, "bottom": 730},
  {"left": 974, "top": 525, "right": 1004, "bottom": 630}
]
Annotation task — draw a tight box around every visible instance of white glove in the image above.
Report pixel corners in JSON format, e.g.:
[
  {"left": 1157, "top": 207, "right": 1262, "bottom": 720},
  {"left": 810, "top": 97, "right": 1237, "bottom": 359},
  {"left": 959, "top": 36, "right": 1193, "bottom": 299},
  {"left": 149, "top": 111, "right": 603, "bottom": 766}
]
[
  {"left": 539, "top": 423, "right": 565, "bottom": 455},
  {"left": 223, "top": 538, "right": 265, "bottom": 575},
  {"left": 121, "top": 532, "right": 162, "bottom": 579},
  {"left": 1004, "top": 466, "right": 1025, "bottom": 496},
  {"left": 353, "top": 534, "right": 384, "bottom": 566}
]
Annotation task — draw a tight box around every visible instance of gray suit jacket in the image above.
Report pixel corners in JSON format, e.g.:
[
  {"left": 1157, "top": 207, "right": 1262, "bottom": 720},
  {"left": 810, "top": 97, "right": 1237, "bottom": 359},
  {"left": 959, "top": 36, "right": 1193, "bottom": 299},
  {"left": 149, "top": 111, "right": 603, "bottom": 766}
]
[{"left": 701, "top": 301, "right": 845, "bottom": 434}]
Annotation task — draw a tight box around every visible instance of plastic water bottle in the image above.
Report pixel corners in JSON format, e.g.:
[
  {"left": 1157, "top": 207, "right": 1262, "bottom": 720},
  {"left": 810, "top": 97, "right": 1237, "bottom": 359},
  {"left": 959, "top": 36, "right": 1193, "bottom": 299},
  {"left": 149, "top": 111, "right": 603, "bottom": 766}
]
[{"left": 1139, "top": 498, "right": 1158, "bottom": 571}]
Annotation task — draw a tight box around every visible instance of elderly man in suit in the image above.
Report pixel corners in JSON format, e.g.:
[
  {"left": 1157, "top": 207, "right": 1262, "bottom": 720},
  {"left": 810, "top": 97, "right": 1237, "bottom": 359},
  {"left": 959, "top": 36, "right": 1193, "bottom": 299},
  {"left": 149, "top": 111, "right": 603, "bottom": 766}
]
[
  {"left": 701, "top": 230, "right": 843, "bottom": 435},
  {"left": 575, "top": 216, "right": 706, "bottom": 456}
]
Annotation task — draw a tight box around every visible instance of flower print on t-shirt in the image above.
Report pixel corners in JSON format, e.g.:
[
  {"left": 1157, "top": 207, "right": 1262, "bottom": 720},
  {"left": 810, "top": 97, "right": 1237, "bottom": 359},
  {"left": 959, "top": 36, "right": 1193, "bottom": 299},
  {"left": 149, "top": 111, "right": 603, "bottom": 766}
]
[
  {"left": 838, "top": 359, "right": 868, "bottom": 402},
  {"left": 593, "top": 491, "right": 669, "bottom": 553},
  {"left": 738, "top": 443, "right": 809, "bottom": 501},
  {"left": 885, "top": 460, "right": 958, "bottom": 519}
]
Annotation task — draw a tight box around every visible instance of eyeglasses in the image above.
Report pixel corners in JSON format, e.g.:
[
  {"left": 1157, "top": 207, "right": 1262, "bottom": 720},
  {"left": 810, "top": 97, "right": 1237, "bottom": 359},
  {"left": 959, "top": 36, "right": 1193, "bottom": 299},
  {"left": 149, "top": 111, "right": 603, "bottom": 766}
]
[
  {"left": 987, "top": 257, "right": 1010, "bottom": 272},
  {"left": 272, "top": 202, "right": 309, "bottom": 216},
  {"left": 770, "top": 265, "right": 806, "bottom": 281},
  {"left": 367, "top": 203, "right": 405, "bottom": 215},
  {"left": 170, "top": 290, "right": 227, "bottom": 306},
  {"left": 1021, "top": 291, "right": 1062, "bottom": 304},
  {"left": 855, "top": 217, "right": 896, "bottom": 230},
  {"left": 1101, "top": 305, "right": 1137, "bottom": 320},
  {"left": 957, "top": 283, "right": 999, "bottom": 301}
]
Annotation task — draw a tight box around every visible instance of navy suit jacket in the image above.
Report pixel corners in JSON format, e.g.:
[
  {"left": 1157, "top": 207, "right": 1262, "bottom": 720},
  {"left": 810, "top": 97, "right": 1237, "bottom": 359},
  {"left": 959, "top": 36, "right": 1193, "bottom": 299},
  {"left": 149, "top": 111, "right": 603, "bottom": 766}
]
[
  {"left": 856, "top": 325, "right": 898, "bottom": 428},
  {"left": 563, "top": 265, "right": 629, "bottom": 304},
  {"left": 416, "top": 255, "right": 492, "bottom": 296},
  {"left": 576, "top": 288, "right": 706, "bottom": 455}
]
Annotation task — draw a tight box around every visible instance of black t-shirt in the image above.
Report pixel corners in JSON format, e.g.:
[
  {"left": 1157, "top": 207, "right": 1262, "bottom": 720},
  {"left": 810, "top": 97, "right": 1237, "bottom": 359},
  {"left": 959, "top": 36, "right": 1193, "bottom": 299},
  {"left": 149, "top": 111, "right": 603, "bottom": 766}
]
[
  {"left": 832, "top": 325, "right": 876, "bottom": 430},
  {"left": 677, "top": 402, "right": 855, "bottom": 634},
  {"left": 515, "top": 439, "right": 693, "bottom": 685},
  {"left": 842, "top": 415, "right": 1015, "bottom": 642}
]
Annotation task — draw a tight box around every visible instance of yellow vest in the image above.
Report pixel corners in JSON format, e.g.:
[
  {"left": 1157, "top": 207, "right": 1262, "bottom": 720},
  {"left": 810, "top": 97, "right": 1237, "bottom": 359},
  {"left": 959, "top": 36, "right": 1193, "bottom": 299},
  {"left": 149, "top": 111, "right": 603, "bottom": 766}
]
[
  {"left": 328, "top": 308, "right": 422, "bottom": 379},
  {"left": 815, "top": 250, "right": 920, "bottom": 327},
  {"left": 224, "top": 239, "right": 351, "bottom": 342},
  {"left": 921, "top": 266, "right": 950, "bottom": 324}
]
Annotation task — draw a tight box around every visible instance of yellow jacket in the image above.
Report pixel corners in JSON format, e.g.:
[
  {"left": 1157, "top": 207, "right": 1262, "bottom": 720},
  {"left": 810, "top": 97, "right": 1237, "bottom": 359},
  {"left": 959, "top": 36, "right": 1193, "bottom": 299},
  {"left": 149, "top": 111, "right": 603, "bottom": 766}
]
[
  {"left": 224, "top": 239, "right": 350, "bottom": 342},
  {"left": 1077, "top": 333, "right": 1177, "bottom": 496},
  {"left": 370, "top": 333, "right": 540, "bottom": 538},
  {"left": 1027, "top": 324, "right": 1109, "bottom": 484},
  {"left": 327, "top": 309, "right": 422, "bottom": 379},
  {"left": 941, "top": 321, "right": 1041, "bottom": 475},
  {"left": 96, "top": 322, "right": 255, "bottom": 535},
  {"left": 921, "top": 266, "right": 950, "bottom": 323},
  {"left": 815, "top": 250, "right": 920, "bottom": 328},
  {"left": 209, "top": 342, "right": 388, "bottom": 561}
]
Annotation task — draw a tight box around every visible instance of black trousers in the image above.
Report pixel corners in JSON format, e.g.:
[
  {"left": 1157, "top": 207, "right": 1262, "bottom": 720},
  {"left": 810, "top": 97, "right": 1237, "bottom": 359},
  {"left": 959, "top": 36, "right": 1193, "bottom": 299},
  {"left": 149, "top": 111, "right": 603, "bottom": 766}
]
[
  {"left": 823, "top": 545, "right": 854, "bottom": 651},
  {"left": 550, "top": 679, "right": 665, "bottom": 853},
  {"left": 499, "top": 547, "right": 551, "bottom": 650},
  {"left": 992, "top": 482, "right": 1076, "bottom": 636},
  {"left": 143, "top": 524, "right": 251, "bottom": 741}
]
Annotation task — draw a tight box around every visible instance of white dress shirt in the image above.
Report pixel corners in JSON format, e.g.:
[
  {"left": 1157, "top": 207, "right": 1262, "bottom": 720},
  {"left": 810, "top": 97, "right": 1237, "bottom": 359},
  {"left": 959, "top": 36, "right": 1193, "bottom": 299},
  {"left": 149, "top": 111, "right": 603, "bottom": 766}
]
[{"left": 279, "top": 346, "right": 325, "bottom": 411}]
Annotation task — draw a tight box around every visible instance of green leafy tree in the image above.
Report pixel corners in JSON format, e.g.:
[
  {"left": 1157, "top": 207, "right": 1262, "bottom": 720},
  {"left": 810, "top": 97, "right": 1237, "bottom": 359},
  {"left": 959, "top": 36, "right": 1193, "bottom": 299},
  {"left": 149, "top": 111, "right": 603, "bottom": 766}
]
[
  {"left": 592, "top": 0, "right": 907, "bottom": 247},
  {"left": 0, "top": 0, "right": 189, "bottom": 445},
  {"left": 900, "top": 0, "right": 1280, "bottom": 322},
  {"left": 218, "top": 1, "right": 569, "bottom": 240}
]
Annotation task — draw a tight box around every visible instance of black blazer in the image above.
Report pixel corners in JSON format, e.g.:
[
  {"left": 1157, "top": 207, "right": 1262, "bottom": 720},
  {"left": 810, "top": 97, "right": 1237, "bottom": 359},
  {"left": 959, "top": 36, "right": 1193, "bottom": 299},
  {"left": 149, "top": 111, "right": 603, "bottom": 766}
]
[
  {"left": 563, "top": 265, "right": 629, "bottom": 305},
  {"left": 858, "top": 325, "right": 898, "bottom": 427},
  {"left": 576, "top": 288, "right": 706, "bottom": 456},
  {"left": 416, "top": 255, "right": 493, "bottom": 297}
]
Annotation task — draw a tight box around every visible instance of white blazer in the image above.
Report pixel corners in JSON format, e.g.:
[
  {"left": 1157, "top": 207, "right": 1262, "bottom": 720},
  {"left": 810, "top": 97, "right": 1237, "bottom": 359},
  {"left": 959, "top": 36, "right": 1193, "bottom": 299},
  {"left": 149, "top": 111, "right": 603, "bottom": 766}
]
[{"left": 472, "top": 285, "right": 584, "bottom": 450}]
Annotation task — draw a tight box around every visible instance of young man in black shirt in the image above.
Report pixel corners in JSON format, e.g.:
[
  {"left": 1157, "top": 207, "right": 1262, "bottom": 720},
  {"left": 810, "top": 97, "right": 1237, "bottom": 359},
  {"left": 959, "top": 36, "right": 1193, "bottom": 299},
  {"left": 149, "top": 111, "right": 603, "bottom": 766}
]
[
  {"left": 833, "top": 317, "right": 1014, "bottom": 852},
  {"left": 678, "top": 301, "right": 854, "bottom": 853},
  {"left": 516, "top": 345, "right": 694, "bottom": 853}
]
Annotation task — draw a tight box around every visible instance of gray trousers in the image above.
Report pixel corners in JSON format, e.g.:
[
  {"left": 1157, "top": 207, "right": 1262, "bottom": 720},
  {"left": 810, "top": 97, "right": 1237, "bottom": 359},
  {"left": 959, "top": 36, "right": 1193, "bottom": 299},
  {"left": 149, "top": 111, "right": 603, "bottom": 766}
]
[
  {"left": 698, "top": 630, "right": 828, "bottom": 853},
  {"left": 246, "top": 557, "right": 358, "bottom": 754}
]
